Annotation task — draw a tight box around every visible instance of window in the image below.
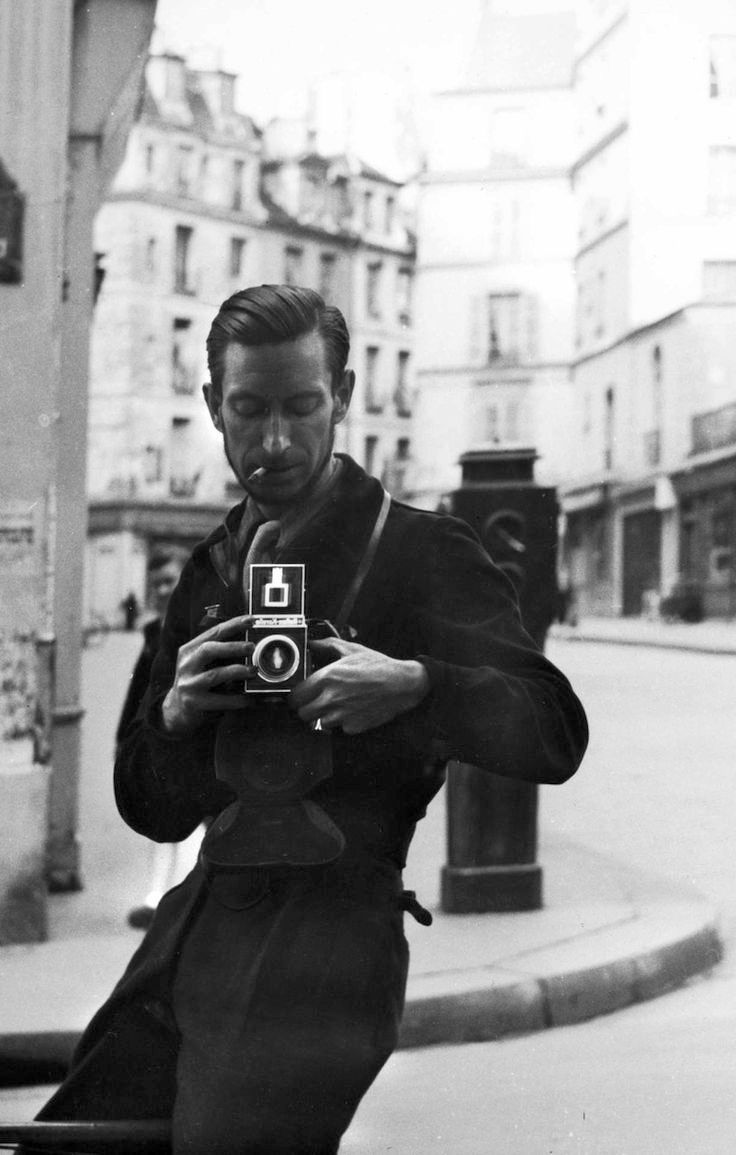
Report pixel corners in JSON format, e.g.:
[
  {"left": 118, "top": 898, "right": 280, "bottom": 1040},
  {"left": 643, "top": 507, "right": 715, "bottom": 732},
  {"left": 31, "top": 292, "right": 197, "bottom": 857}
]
[
  {"left": 364, "top": 346, "right": 382, "bottom": 412},
  {"left": 486, "top": 405, "right": 500, "bottom": 443},
  {"left": 397, "top": 267, "right": 412, "bottom": 325},
  {"left": 331, "top": 176, "right": 351, "bottom": 223},
  {"left": 176, "top": 146, "right": 193, "bottom": 196},
  {"left": 709, "top": 501, "right": 735, "bottom": 587},
  {"left": 366, "top": 261, "right": 382, "bottom": 318},
  {"left": 364, "top": 435, "right": 379, "bottom": 475},
  {"left": 145, "top": 237, "right": 157, "bottom": 275},
  {"left": 594, "top": 269, "right": 606, "bottom": 337},
  {"left": 169, "top": 417, "right": 198, "bottom": 498},
  {"left": 284, "top": 246, "right": 303, "bottom": 285},
  {"left": 383, "top": 437, "right": 412, "bottom": 498},
  {"left": 199, "top": 154, "right": 209, "bottom": 198},
  {"left": 172, "top": 318, "right": 195, "bottom": 394},
  {"left": 385, "top": 195, "right": 395, "bottom": 234},
  {"left": 394, "top": 351, "right": 411, "bottom": 416},
  {"left": 319, "top": 252, "right": 336, "bottom": 302},
  {"left": 174, "top": 225, "right": 194, "bottom": 294},
  {"left": 143, "top": 445, "right": 162, "bottom": 484},
  {"left": 363, "top": 190, "right": 374, "bottom": 230},
  {"left": 231, "top": 159, "right": 245, "bottom": 211},
  {"left": 604, "top": 385, "right": 615, "bottom": 471},
  {"left": 707, "top": 147, "right": 736, "bottom": 215},
  {"left": 652, "top": 345, "right": 662, "bottom": 419},
  {"left": 229, "top": 237, "right": 246, "bottom": 279},
  {"left": 506, "top": 398, "right": 520, "bottom": 442},
  {"left": 582, "top": 390, "right": 591, "bottom": 435},
  {"left": 710, "top": 36, "right": 736, "bottom": 98},
  {"left": 487, "top": 293, "right": 521, "bottom": 364}
]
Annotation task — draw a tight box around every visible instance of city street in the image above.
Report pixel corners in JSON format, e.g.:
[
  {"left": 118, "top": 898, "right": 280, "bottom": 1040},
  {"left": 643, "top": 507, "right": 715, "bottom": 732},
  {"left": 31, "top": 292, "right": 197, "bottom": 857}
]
[
  {"left": 341, "top": 638, "right": 736, "bottom": 1154},
  {"left": 3, "top": 634, "right": 736, "bottom": 1151}
]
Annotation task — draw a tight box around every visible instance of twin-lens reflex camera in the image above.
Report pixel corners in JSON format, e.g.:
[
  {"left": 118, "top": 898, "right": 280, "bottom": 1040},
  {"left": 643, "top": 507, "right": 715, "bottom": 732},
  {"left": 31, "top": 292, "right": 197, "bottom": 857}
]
[{"left": 202, "top": 561, "right": 345, "bottom": 871}]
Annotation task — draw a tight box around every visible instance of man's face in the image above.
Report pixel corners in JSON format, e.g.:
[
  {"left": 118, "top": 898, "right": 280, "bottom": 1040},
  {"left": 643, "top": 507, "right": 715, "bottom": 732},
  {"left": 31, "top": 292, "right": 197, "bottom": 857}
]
[{"left": 204, "top": 331, "right": 354, "bottom": 512}]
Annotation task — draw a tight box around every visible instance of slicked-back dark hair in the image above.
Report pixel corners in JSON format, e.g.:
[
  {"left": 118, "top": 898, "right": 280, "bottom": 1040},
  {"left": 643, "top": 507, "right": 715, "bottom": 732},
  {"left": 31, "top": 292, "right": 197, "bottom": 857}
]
[{"left": 206, "top": 284, "right": 350, "bottom": 399}]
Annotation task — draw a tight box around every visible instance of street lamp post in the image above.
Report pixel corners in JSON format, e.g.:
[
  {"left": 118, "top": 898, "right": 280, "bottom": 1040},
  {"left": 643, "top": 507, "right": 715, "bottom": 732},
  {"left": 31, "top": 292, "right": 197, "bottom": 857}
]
[{"left": 440, "top": 445, "right": 558, "bottom": 913}]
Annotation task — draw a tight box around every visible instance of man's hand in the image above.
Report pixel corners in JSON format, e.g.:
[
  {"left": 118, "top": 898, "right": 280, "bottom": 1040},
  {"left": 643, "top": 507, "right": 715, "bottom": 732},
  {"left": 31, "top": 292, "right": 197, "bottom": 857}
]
[
  {"left": 289, "top": 638, "right": 430, "bottom": 735},
  {"left": 161, "top": 615, "right": 255, "bottom": 735}
]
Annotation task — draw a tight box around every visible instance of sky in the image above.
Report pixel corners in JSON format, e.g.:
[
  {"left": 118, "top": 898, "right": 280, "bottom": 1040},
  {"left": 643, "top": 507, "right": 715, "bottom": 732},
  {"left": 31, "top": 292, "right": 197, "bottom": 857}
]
[{"left": 152, "top": 0, "right": 571, "bottom": 175}]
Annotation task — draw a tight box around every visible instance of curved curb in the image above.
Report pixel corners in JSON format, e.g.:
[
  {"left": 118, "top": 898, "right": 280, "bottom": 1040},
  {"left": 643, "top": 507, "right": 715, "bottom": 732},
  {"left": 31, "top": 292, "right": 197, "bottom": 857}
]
[
  {"left": 548, "top": 625, "right": 736, "bottom": 658},
  {"left": 0, "top": 904, "right": 724, "bottom": 1069},
  {"left": 398, "top": 912, "right": 723, "bottom": 1050}
]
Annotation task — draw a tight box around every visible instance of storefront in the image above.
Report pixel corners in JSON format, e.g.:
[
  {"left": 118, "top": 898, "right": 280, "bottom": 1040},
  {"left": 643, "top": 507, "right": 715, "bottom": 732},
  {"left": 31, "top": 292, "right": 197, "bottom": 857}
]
[
  {"left": 672, "top": 452, "right": 736, "bottom": 619},
  {"left": 560, "top": 481, "right": 615, "bottom": 617}
]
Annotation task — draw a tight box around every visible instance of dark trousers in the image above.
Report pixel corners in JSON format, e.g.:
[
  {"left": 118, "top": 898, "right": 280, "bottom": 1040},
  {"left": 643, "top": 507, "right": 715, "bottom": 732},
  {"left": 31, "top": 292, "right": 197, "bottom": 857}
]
[{"left": 34, "top": 860, "right": 409, "bottom": 1155}]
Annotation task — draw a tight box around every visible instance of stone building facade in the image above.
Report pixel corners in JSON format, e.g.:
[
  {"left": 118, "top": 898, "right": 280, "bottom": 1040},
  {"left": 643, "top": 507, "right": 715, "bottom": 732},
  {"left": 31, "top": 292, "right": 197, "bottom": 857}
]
[
  {"left": 86, "top": 53, "right": 416, "bottom": 625},
  {"left": 412, "top": 10, "right": 579, "bottom": 510},
  {"left": 0, "top": 0, "right": 156, "bottom": 935},
  {"left": 562, "top": 0, "right": 736, "bottom": 619}
]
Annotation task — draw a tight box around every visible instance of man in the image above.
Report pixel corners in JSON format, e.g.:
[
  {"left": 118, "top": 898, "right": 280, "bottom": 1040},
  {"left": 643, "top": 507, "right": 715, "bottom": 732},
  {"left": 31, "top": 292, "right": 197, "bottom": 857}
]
[
  {"left": 35, "top": 285, "right": 588, "bottom": 1153},
  {"left": 117, "top": 545, "right": 194, "bottom": 930}
]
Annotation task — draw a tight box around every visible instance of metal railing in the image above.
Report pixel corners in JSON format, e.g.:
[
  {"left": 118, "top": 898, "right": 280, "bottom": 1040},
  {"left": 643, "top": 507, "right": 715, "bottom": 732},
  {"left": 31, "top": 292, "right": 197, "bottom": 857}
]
[{"left": 0, "top": 1118, "right": 171, "bottom": 1152}]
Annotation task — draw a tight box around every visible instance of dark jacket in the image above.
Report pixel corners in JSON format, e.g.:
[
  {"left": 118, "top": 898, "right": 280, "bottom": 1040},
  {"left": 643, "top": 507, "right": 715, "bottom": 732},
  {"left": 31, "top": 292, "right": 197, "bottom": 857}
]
[
  {"left": 115, "top": 617, "right": 162, "bottom": 748},
  {"left": 36, "top": 456, "right": 588, "bottom": 1128},
  {"left": 115, "top": 455, "right": 588, "bottom": 868}
]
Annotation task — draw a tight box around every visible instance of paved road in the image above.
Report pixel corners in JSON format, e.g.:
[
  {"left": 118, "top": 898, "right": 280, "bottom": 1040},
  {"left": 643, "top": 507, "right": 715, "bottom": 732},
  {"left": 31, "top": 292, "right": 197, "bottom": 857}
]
[
  {"left": 5, "top": 638, "right": 735, "bottom": 1152},
  {"left": 342, "top": 639, "right": 736, "bottom": 1154}
]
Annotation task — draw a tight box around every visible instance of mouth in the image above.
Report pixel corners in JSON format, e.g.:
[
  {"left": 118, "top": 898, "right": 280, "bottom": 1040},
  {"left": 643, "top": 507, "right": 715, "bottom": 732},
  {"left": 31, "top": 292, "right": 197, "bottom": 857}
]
[{"left": 247, "top": 463, "right": 298, "bottom": 484}]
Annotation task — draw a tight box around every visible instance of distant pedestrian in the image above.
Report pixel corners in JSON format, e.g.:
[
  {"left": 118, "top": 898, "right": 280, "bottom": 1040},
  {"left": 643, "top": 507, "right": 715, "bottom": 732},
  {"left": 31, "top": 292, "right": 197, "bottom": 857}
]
[
  {"left": 116, "top": 546, "right": 193, "bottom": 929},
  {"left": 120, "top": 591, "right": 140, "bottom": 631}
]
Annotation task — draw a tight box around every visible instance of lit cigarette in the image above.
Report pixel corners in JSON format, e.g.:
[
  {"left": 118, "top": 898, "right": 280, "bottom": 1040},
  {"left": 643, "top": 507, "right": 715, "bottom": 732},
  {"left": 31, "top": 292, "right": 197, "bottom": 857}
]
[{"left": 247, "top": 466, "right": 267, "bottom": 483}]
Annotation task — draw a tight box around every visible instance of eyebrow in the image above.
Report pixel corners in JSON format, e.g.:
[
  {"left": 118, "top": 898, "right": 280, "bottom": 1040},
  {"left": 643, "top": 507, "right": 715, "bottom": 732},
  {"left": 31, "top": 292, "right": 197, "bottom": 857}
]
[{"left": 227, "top": 388, "right": 323, "bottom": 400}]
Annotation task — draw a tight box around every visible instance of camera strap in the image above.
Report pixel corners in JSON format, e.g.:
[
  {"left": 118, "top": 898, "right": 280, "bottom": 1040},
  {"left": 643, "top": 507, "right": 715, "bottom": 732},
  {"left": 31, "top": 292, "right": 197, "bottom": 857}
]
[{"left": 334, "top": 487, "right": 391, "bottom": 634}]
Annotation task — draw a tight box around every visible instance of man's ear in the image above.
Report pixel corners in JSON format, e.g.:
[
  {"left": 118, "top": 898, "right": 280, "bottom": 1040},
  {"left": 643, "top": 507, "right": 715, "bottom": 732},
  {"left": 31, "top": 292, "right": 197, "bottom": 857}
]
[
  {"left": 202, "top": 383, "right": 222, "bottom": 432},
  {"left": 332, "top": 369, "right": 355, "bottom": 426}
]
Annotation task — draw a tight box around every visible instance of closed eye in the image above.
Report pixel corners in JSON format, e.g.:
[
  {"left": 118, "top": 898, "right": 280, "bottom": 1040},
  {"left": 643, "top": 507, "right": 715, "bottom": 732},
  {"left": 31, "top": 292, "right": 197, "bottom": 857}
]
[{"left": 286, "top": 394, "right": 323, "bottom": 417}]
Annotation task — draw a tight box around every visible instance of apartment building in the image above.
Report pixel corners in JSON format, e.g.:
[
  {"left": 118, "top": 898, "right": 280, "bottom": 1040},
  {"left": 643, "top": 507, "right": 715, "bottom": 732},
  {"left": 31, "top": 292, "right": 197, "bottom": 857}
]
[
  {"left": 86, "top": 55, "right": 416, "bottom": 623},
  {"left": 563, "top": 0, "right": 736, "bottom": 618},
  {"left": 412, "top": 9, "right": 578, "bottom": 510}
]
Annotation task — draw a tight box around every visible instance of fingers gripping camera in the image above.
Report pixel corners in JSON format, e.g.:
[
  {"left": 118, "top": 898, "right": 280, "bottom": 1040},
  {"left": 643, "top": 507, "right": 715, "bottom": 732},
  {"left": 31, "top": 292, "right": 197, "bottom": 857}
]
[{"left": 246, "top": 564, "right": 308, "bottom": 692}]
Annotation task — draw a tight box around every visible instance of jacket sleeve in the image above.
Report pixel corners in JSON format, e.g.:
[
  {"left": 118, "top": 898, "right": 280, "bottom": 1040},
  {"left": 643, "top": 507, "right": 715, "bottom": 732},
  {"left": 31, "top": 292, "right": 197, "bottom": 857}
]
[
  {"left": 407, "top": 515, "right": 588, "bottom": 785},
  {"left": 113, "top": 562, "right": 235, "bottom": 842}
]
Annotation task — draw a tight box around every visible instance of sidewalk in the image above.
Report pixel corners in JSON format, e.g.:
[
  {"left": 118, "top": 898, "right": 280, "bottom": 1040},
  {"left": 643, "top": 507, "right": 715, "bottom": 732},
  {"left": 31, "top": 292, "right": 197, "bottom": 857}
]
[
  {"left": 0, "top": 627, "right": 726, "bottom": 1080},
  {"left": 0, "top": 833, "right": 722, "bottom": 1071},
  {"left": 549, "top": 613, "right": 736, "bottom": 655}
]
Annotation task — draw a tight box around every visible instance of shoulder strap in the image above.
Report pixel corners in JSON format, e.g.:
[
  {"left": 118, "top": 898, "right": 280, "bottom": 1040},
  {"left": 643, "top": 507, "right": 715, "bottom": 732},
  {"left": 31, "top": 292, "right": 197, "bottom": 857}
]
[{"left": 334, "top": 488, "right": 392, "bottom": 633}]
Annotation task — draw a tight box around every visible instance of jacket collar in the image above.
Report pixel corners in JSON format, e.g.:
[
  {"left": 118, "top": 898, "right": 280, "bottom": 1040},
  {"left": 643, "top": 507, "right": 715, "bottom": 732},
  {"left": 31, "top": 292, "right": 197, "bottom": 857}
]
[{"left": 192, "top": 455, "right": 387, "bottom": 622}]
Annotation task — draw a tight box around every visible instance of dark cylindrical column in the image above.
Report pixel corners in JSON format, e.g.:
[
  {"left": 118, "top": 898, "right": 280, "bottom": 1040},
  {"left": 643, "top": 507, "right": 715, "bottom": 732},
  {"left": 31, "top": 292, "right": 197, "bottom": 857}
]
[{"left": 440, "top": 445, "right": 558, "bottom": 914}]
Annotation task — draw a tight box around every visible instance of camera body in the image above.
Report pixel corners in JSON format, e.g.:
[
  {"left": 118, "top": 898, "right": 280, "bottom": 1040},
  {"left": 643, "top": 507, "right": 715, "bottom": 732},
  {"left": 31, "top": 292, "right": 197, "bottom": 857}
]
[{"left": 246, "top": 563, "right": 308, "bottom": 693}]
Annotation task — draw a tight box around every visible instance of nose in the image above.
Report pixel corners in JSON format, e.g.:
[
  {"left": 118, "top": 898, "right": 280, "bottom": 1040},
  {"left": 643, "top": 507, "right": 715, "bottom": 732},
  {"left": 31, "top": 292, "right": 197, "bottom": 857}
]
[{"left": 262, "top": 409, "right": 291, "bottom": 458}]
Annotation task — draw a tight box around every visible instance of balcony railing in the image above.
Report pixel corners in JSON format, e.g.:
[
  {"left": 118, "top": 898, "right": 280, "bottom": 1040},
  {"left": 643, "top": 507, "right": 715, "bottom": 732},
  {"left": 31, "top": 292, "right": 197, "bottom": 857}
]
[
  {"left": 691, "top": 401, "right": 736, "bottom": 455},
  {"left": 169, "top": 473, "right": 200, "bottom": 499}
]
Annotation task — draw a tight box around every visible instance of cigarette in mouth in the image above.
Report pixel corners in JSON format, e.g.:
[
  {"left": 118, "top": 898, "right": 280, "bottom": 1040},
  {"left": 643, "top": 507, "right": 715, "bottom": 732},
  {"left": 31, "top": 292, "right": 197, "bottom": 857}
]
[{"left": 247, "top": 466, "right": 267, "bottom": 483}]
